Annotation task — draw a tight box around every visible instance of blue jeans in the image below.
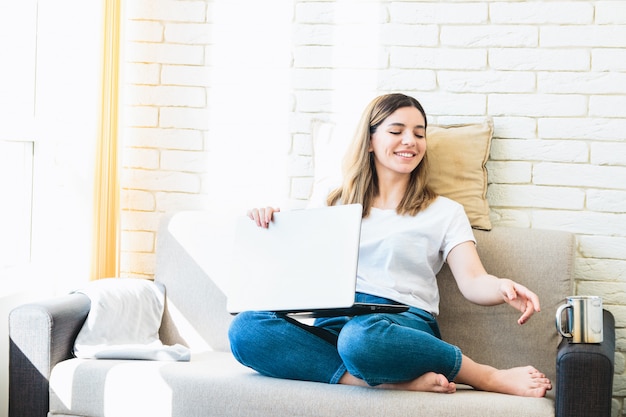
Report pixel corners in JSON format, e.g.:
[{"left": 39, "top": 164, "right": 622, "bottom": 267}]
[{"left": 228, "top": 293, "right": 462, "bottom": 386}]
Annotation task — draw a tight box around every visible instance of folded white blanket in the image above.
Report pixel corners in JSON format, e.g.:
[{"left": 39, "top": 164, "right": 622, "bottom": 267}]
[{"left": 73, "top": 278, "right": 190, "bottom": 361}]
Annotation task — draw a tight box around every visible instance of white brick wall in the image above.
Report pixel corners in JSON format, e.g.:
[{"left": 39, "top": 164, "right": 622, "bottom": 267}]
[{"left": 121, "top": 0, "right": 626, "bottom": 412}]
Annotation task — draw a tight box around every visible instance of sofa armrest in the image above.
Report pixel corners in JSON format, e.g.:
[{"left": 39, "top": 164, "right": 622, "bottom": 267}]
[
  {"left": 9, "top": 293, "right": 91, "bottom": 417},
  {"left": 556, "top": 309, "right": 615, "bottom": 417}
]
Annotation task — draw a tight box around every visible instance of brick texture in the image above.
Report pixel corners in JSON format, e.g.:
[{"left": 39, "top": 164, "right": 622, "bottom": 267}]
[{"left": 121, "top": 1, "right": 626, "bottom": 412}]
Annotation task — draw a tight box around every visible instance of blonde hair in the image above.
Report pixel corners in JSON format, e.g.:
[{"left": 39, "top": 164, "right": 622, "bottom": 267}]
[{"left": 327, "top": 93, "right": 438, "bottom": 217}]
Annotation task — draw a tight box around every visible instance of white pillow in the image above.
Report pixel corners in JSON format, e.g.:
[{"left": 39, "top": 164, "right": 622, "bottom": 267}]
[{"left": 73, "top": 278, "right": 190, "bottom": 361}]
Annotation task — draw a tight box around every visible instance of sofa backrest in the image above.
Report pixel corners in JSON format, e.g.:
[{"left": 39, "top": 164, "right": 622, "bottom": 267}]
[
  {"left": 155, "top": 211, "right": 574, "bottom": 386},
  {"left": 155, "top": 211, "right": 235, "bottom": 353}
]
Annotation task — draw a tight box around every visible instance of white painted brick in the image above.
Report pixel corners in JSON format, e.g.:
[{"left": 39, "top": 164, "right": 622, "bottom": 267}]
[
  {"left": 124, "top": 106, "right": 159, "bottom": 128},
  {"left": 489, "top": 139, "right": 588, "bottom": 163},
  {"left": 590, "top": 96, "right": 626, "bottom": 118},
  {"left": 433, "top": 116, "right": 487, "bottom": 126},
  {"left": 587, "top": 190, "right": 626, "bottom": 213},
  {"left": 160, "top": 107, "right": 210, "bottom": 130},
  {"left": 541, "top": 26, "right": 626, "bottom": 48},
  {"left": 490, "top": 2, "right": 593, "bottom": 24},
  {"left": 596, "top": 1, "right": 626, "bottom": 24},
  {"left": 539, "top": 118, "right": 626, "bottom": 141},
  {"left": 592, "top": 49, "right": 626, "bottom": 71},
  {"left": 489, "top": 208, "right": 531, "bottom": 228},
  {"left": 377, "top": 69, "right": 437, "bottom": 91},
  {"left": 125, "top": 168, "right": 201, "bottom": 193},
  {"left": 491, "top": 117, "right": 537, "bottom": 139},
  {"left": 124, "top": 127, "right": 204, "bottom": 150},
  {"left": 389, "top": 2, "right": 487, "bottom": 24},
  {"left": 538, "top": 72, "right": 626, "bottom": 94},
  {"left": 290, "top": 112, "right": 325, "bottom": 135},
  {"left": 591, "top": 142, "right": 626, "bottom": 166},
  {"left": 381, "top": 24, "right": 438, "bottom": 47},
  {"left": 294, "top": 45, "right": 388, "bottom": 69},
  {"left": 579, "top": 235, "right": 626, "bottom": 260},
  {"left": 486, "top": 161, "right": 532, "bottom": 183},
  {"left": 155, "top": 191, "right": 210, "bottom": 212},
  {"left": 438, "top": 70, "right": 535, "bottom": 93},
  {"left": 296, "top": 23, "right": 434, "bottom": 47},
  {"left": 127, "top": 85, "right": 206, "bottom": 107},
  {"left": 290, "top": 177, "right": 314, "bottom": 200},
  {"left": 391, "top": 47, "right": 487, "bottom": 70},
  {"left": 287, "top": 154, "right": 314, "bottom": 177},
  {"left": 418, "top": 92, "right": 487, "bottom": 116},
  {"left": 487, "top": 184, "right": 584, "bottom": 210},
  {"left": 291, "top": 69, "right": 331, "bottom": 89},
  {"left": 161, "top": 150, "right": 209, "bottom": 173},
  {"left": 489, "top": 48, "right": 589, "bottom": 71},
  {"left": 534, "top": 163, "right": 626, "bottom": 190},
  {"left": 617, "top": 332, "right": 626, "bottom": 358},
  {"left": 441, "top": 25, "right": 537, "bottom": 48},
  {"left": 293, "top": 24, "right": 335, "bottom": 46},
  {"left": 161, "top": 65, "right": 210, "bottom": 87},
  {"left": 576, "top": 281, "right": 626, "bottom": 304},
  {"left": 121, "top": 210, "right": 162, "bottom": 232},
  {"left": 283, "top": 198, "right": 309, "bottom": 211},
  {"left": 124, "top": 63, "right": 160, "bottom": 85},
  {"left": 121, "top": 230, "right": 155, "bottom": 252},
  {"left": 615, "top": 350, "right": 626, "bottom": 374},
  {"left": 292, "top": 133, "right": 312, "bottom": 156},
  {"left": 125, "top": 20, "right": 163, "bottom": 43},
  {"left": 165, "top": 23, "right": 211, "bottom": 44},
  {"left": 291, "top": 68, "right": 435, "bottom": 91},
  {"left": 121, "top": 189, "right": 156, "bottom": 212},
  {"left": 119, "top": 271, "right": 155, "bottom": 279},
  {"left": 488, "top": 94, "right": 587, "bottom": 117},
  {"left": 295, "top": 90, "right": 334, "bottom": 113},
  {"left": 120, "top": 251, "right": 156, "bottom": 275},
  {"left": 122, "top": 147, "right": 160, "bottom": 169},
  {"left": 295, "top": 2, "right": 386, "bottom": 24},
  {"left": 532, "top": 210, "right": 626, "bottom": 236},
  {"left": 126, "top": 0, "right": 206, "bottom": 23},
  {"left": 126, "top": 42, "right": 205, "bottom": 65}
]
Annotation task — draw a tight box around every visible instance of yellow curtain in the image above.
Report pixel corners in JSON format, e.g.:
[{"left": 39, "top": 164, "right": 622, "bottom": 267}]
[{"left": 91, "top": 0, "right": 121, "bottom": 280}]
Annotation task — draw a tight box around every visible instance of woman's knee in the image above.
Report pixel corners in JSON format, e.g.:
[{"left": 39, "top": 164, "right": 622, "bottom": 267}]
[
  {"left": 228, "top": 311, "right": 276, "bottom": 360},
  {"left": 336, "top": 315, "right": 391, "bottom": 368}
]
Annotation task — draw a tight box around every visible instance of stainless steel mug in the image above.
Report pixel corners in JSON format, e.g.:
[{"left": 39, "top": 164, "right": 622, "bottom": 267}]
[{"left": 555, "top": 296, "right": 603, "bottom": 343}]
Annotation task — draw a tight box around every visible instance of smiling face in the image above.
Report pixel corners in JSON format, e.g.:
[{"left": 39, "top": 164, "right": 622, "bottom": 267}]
[{"left": 368, "top": 106, "right": 427, "bottom": 180}]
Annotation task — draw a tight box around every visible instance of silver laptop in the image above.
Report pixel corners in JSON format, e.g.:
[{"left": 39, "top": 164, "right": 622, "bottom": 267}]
[{"left": 226, "top": 204, "right": 409, "bottom": 318}]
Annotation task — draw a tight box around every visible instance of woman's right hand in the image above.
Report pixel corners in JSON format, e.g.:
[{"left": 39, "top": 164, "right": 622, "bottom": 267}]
[{"left": 247, "top": 207, "right": 280, "bottom": 228}]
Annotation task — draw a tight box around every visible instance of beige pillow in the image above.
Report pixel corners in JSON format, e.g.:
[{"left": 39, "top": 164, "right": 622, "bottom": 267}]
[
  {"left": 309, "top": 118, "right": 493, "bottom": 230},
  {"left": 427, "top": 119, "right": 493, "bottom": 230}
]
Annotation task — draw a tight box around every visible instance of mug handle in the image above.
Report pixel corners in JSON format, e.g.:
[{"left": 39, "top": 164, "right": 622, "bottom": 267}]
[{"left": 555, "top": 304, "right": 573, "bottom": 338}]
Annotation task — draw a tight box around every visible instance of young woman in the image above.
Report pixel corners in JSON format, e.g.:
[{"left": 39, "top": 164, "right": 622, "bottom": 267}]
[{"left": 228, "top": 93, "right": 552, "bottom": 397}]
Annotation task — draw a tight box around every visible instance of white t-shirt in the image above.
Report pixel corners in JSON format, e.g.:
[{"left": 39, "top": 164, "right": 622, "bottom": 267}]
[{"left": 356, "top": 197, "right": 475, "bottom": 315}]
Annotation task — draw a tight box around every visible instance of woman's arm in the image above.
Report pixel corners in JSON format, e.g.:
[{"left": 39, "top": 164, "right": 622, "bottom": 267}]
[{"left": 446, "top": 241, "right": 541, "bottom": 325}]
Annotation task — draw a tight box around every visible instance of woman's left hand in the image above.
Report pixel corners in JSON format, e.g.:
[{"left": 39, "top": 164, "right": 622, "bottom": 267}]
[{"left": 500, "top": 279, "right": 541, "bottom": 325}]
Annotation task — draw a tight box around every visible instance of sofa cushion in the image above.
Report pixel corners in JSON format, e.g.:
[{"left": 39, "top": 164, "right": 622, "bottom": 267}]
[
  {"left": 309, "top": 119, "right": 494, "bottom": 230},
  {"left": 426, "top": 120, "right": 493, "bottom": 230},
  {"left": 49, "top": 352, "right": 555, "bottom": 417}
]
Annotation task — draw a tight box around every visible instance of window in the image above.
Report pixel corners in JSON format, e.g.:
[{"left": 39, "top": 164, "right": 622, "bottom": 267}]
[{"left": 0, "top": 141, "right": 34, "bottom": 270}]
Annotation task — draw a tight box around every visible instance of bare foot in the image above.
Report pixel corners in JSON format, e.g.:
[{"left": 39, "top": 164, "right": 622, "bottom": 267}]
[
  {"left": 483, "top": 366, "right": 552, "bottom": 397},
  {"left": 456, "top": 358, "right": 552, "bottom": 398},
  {"left": 339, "top": 371, "right": 456, "bottom": 394}
]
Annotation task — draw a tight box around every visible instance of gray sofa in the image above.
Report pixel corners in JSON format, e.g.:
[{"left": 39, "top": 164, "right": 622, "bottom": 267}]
[{"left": 9, "top": 211, "right": 615, "bottom": 417}]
